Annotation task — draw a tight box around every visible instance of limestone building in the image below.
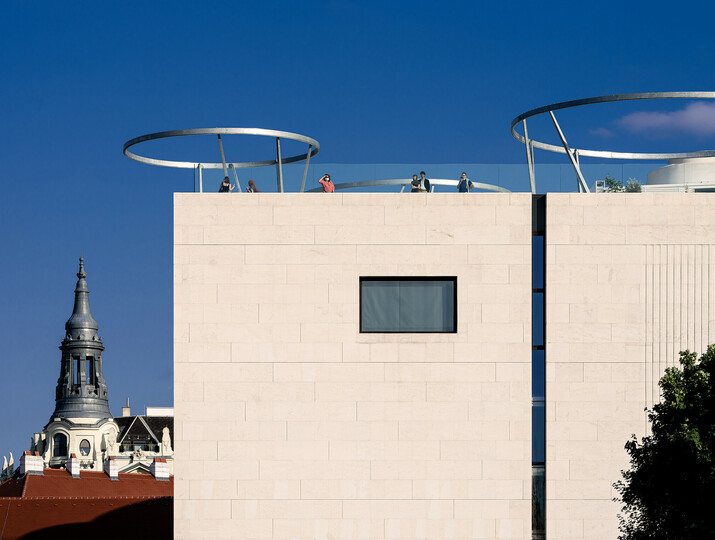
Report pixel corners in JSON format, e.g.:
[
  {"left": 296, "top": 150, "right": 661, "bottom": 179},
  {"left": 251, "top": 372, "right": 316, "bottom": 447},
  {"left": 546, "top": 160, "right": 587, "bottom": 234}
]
[{"left": 172, "top": 192, "right": 714, "bottom": 540}]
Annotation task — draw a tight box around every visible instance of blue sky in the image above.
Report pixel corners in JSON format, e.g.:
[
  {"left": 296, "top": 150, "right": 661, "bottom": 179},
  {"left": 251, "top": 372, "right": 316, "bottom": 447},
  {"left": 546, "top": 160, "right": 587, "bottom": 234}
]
[{"left": 2, "top": 0, "right": 715, "bottom": 460}]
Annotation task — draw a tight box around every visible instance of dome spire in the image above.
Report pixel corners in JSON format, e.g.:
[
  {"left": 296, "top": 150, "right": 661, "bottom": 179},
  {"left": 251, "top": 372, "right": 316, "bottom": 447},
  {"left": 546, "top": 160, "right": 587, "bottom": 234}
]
[
  {"left": 51, "top": 257, "right": 111, "bottom": 422},
  {"left": 77, "top": 256, "right": 86, "bottom": 279},
  {"left": 65, "top": 257, "right": 98, "bottom": 341}
]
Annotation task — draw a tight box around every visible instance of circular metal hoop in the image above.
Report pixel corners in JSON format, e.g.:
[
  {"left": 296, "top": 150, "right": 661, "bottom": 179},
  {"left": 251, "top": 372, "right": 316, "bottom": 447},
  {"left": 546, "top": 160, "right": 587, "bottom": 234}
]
[
  {"left": 305, "top": 178, "right": 511, "bottom": 193},
  {"left": 122, "top": 127, "right": 320, "bottom": 169},
  {"left": 511, "top": 92, "right": 715, "bottom": 160}
]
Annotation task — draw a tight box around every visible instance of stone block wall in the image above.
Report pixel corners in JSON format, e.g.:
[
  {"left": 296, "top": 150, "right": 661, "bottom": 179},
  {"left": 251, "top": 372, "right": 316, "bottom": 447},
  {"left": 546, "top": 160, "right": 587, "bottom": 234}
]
[
  {"left": 174, "top": 193, "right": 533, "bottom": 540},
  {"left": 545, "top": 193, "right": 715, "bottom": 540}
]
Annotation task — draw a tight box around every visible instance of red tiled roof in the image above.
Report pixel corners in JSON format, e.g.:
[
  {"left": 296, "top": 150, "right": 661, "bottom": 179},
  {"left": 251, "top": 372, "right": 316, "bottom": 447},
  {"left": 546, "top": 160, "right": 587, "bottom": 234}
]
[
  {"left": 0, "top": 497, "right": 172, "bottom": 540},
  {"left": 0, "top": 476, "right": 24, "bottom": 498},
  {"left": 16, "top": 468, "right": 173, "bottom": 498},
  {"left": 0, "top": 469, "right": 173, "bottom": 540}
]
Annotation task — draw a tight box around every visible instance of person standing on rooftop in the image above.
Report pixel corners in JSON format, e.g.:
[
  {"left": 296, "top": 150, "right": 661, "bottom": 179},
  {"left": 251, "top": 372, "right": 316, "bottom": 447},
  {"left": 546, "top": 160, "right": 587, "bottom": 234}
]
[
  {"left": 218, "top": 176, "right": 235, "bottom": 193},
  {"left": 418, "top": 171, "right": 431, "bottom": 192},
  {"left": 246, "top": 180, "right": 260, "bottom": 193},
  {"left": 410, "top": 174, "right": 421, "bottom": 192},
  {"left": 318, "top": 174, "right": 335, "bottom": 193},
  {"left": 457, "top": 172, "right": 475, "bottom": 192}
]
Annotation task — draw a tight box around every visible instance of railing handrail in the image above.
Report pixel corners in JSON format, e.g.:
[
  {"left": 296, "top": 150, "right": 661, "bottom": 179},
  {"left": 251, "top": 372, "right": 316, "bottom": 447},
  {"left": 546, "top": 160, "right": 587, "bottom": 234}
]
[{"left": 305, "top": 178, "right": 511, "bottom": 193}]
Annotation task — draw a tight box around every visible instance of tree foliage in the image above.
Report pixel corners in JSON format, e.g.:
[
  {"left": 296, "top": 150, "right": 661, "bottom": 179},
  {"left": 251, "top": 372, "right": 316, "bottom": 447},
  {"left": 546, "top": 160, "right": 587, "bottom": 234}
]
[
  {"left": 624, "top": 178, "right": 642, "bottom": 192},
  {"left": 614, "top": 346, "right": 715, "bottom": 539},
  {"left": 604, "top": 174, "right": 624, "bottom": 192}
]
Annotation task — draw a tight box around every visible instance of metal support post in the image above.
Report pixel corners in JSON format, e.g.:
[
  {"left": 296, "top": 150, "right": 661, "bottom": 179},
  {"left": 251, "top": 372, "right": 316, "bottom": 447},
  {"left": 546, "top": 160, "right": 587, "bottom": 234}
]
[
  {"left": 275, "top": 137, "right": 284, "bottom": 193},
  {"left": 198, "top": 164, "right": 203, "bottom": 193},
  {"left": 217, "top": 134, "right": 228, "bottom": 178},
  {"left": 229, "top": 163, "right": 241, "bottom": 192},
  {"left": 523, "top": 120, "right": 536, "bottom": 193},
  {"left": 548, "top": 111, "right": 590, "bottom": 193},
  {"left": 299, "top": 144, "right": 312, "bottom": 193}
]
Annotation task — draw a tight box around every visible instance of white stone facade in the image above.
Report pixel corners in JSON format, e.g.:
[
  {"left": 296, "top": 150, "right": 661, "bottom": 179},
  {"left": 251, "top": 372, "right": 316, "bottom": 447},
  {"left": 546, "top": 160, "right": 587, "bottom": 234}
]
[
  {"left": 174, "top": 193, "right": 533, "bottom": 540},
  {"left": 545, "top": 193, "right": 715, "bottom": 540},
  {"left": 43, "top": 417, "right": 119, "bottom": 471},
  {"left": 174, "top": 192, "right": 715, "bottom": 540}
]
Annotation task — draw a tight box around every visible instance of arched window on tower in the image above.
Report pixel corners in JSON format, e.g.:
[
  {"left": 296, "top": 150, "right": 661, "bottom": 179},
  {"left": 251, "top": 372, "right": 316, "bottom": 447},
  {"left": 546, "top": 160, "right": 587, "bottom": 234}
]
[
  {"left": 53, "top": 433, "right": 68, "bottom": 457},
  {"left": 87, "top": 356, "right": 96, "bottom": 388},
  {"left": 72, "top": 355, "right": 80, "bottom": 391}
]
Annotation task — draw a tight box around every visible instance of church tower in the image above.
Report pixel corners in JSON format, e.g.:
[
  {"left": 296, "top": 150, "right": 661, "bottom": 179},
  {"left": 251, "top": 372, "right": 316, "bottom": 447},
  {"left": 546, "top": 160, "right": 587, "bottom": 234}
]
[
  {"left": 52, "top": 257, "right": 111, "bottom": 420},
  {"left": 42, "top": 258, "right": 118, "bottom": 469},
  {"left": 29, "top": 258, "right": 172, "bottom": 473}
]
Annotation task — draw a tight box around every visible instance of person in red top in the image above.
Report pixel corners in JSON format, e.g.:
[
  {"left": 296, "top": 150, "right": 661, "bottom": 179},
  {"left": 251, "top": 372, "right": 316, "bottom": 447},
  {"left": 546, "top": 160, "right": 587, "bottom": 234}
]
[{"left": 318, "top": 174, "right": 335, "bottom": 193}]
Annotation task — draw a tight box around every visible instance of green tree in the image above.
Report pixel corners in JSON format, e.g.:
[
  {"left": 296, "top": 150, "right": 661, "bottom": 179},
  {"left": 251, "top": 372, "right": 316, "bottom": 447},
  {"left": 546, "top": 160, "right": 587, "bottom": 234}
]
[
  {"left": 614, "top": 346, "right": 715, "bottom": 539},
  {"left": 624, "top": 178, "right": 642, "bottom": 193},
  {"left": 605, "top": 174, "right": 624, "bottom": 192}
]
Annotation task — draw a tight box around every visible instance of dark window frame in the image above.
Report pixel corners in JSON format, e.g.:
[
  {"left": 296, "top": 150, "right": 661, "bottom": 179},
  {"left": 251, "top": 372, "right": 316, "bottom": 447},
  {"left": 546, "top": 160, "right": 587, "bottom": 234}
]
[
  {"left": 53, "top": 433, "right": 68, "bottom": 457},
  {"left": 359, "top": 276, "right": 458, "bottom": 334}
]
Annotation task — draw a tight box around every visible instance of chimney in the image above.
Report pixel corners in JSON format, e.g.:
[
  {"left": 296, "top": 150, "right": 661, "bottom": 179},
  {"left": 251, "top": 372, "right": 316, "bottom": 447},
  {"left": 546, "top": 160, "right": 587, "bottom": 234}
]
[
  {"left": 66, "top": 453, "right": 81, "bottom": 478},
  {"left": 104, "top": 456, "right": 119, "bottom": 480},
  {"left": 20, "top": 451, "right": 44, "bottom": 476},
  {"left": 150, "top": 457, "right": 170, "bottom": 481},
  {"left": 122, "top": 397, "right": 131, "bottom": 417}
]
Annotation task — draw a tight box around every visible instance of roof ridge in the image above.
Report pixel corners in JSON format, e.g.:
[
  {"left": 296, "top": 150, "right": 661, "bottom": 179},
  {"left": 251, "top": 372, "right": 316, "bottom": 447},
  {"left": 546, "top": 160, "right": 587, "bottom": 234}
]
[
  {"left": 117, "top": 416, "right": 140, "bottom": 444},
  {"left": 16, "top": 495, "right": 173, "bottom": 500},
  {"left": 136, "top": 415, "right": 159, "bottom": 443},
  {"left": 0, "top": 495, "right": 10, "bottom": 540},
  {"left": 19, "top": 472, "right": 28, "bottom": 499}
]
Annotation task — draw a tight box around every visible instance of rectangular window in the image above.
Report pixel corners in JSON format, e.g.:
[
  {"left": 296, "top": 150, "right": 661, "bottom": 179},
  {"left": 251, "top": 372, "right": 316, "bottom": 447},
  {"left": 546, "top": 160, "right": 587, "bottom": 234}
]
[
  {"left": 360, "top": 277, "right": 457, "bottom": 333},
  {"left": 532, "top": 195, "right": 546, "bottom": 540},
  {"left": 86, "top": 356, "right": 94, "bottom": 386},
  {"left": 532, "top": 350, "right": 545, "bottom": 400},
  {"left": 73, "top": 355, "right": 81, "bottom": 385},
  {"left": 532, "top": 402, "right": 545, "bottom": 464},
  {"left": 532, "top": 236, "right": 544, "bottom": 289},
  {"left": 532, "top": 292, "right": 544, "bottom": 347},
  {"left": 532, "top": 465, "right": 545, "bottom": 536}
]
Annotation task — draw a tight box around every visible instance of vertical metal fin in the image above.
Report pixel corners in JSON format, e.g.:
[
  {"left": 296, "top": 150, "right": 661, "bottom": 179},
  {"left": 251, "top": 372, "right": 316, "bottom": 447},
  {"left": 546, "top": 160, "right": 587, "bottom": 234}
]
[
  {"left": 276, "top": 137, "right": 284, "bottom": 193},
  {"left": 548, "top": 111, "right": 590, "bottom": 193}
]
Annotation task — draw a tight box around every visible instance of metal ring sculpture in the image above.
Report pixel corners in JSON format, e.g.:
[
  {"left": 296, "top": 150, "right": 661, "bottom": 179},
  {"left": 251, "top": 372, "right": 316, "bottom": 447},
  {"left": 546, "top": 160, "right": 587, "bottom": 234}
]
[
  {"left": 123, "top": 128, "right": 320, "bottom": 192},
  {"left": 305, "top": 178, "right": 510, "bottom": 193},
  {"left": 510, "top": 92, "right": 715, "bottom": 193}
]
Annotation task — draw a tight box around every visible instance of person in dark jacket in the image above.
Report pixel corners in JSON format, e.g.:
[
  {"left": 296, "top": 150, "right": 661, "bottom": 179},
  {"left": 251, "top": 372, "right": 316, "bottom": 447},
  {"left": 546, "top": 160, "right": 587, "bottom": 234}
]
[
  {"left": 418, "top": 171, "right": 431, "bottom": 192},
  {"left": 218, "top": 176, "right": 235, "bottom": 193}
]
